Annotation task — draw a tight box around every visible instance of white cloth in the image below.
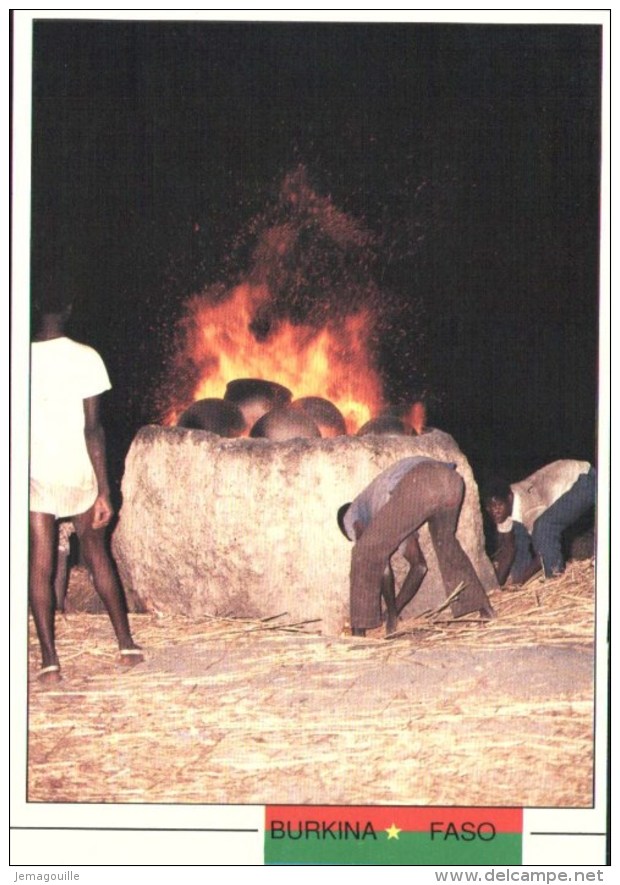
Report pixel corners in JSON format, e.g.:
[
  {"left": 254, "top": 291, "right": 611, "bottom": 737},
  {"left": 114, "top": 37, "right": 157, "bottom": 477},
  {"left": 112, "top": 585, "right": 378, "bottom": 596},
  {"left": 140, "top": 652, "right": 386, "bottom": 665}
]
[
  {"left": 497, "top": 459, "right": 591, "bottom": 535},
  {"left": 30, "top": 337, "right": 111, "bottom": 517}
]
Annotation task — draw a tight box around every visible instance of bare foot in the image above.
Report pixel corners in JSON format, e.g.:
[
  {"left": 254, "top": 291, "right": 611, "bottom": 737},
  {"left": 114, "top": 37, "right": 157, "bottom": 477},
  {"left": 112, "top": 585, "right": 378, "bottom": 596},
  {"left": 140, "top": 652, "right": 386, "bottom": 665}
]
[
  {"left": 118, "top": 647, "right": 144, "bottom": 667},
  {"left": 37, "top": 665, "right": 62, "bottom": 685}
]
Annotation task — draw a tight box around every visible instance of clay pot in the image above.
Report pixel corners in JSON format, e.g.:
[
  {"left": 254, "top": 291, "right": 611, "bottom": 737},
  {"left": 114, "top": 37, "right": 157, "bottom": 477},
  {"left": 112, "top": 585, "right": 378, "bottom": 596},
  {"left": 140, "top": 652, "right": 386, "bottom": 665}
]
[
  {"left": 249, "top": 406, "right": 322, "bottom": 441},
  {"left": 357, "top": 415, "right": 408, "bottom": 436},
  {"left": 291, "top": 396, "right": 347, "bottom": 438},
  {"left": 224, "top": 378, "right": 293, "bottom": 430},
  {"left": 177, "top": 398, "right": 246, "bottom": 437}
]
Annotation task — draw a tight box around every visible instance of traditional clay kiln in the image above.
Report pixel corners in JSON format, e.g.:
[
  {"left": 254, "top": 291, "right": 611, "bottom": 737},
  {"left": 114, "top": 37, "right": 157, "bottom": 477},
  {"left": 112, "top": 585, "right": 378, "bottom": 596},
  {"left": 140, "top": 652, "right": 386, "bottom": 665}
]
[{"left": 112, "top": 426, "right": 497, "bottom": 635}]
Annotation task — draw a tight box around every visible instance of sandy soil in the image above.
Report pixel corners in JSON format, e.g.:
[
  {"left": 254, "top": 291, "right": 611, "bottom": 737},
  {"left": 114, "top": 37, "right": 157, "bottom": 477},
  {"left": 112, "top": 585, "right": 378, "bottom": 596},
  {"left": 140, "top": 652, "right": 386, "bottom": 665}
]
[{"left": 26, "top": 559, "right": 597, "bottom": 808}]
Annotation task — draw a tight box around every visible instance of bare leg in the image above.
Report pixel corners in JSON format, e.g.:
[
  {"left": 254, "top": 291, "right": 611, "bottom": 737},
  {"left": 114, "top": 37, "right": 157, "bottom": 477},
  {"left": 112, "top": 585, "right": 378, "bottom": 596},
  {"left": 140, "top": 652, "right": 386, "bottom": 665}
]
[
  {"left": 54, "top": 546, "right": 69, "bottom": 612},
  {"left": 73, "top": 505, "right": 142, "bottom": 659},
  {"left": 29, "top": 511, "right": 61, "bottom": 678},
  {"left": 54, "top": 521, "right": 74, "bottom": 612}
]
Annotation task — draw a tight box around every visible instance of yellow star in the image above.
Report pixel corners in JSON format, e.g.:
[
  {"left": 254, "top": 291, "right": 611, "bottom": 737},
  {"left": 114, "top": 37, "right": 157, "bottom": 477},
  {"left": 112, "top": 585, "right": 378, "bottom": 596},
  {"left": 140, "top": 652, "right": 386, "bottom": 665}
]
[{"left": 385, "top": 823, "right": 402, "bottom": 840}]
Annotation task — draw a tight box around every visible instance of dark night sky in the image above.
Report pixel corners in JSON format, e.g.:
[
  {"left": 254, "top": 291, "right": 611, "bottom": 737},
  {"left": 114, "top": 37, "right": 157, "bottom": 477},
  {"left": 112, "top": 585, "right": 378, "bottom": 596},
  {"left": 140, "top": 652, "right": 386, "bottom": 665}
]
[{"left": 28, "top": 18, "right": 602, "bottom": 489}]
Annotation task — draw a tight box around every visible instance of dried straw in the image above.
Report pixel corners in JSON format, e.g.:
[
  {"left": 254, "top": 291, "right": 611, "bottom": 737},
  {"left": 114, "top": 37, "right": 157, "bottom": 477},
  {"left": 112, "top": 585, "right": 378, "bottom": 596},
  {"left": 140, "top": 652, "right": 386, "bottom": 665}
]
[{"left": 25, "top": 557, "right": 596, "bottom": 807}]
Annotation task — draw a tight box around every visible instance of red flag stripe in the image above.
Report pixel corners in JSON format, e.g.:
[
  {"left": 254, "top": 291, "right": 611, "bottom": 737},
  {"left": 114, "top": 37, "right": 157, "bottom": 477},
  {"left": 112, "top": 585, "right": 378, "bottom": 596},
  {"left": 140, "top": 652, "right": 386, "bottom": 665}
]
[{"left": 266, "top": 806, "right": 522, "bottom": 833}]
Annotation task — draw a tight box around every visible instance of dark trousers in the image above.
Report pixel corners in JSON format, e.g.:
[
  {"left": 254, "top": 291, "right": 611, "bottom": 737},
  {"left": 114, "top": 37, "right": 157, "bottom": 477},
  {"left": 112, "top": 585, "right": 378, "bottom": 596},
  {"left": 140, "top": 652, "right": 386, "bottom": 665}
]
[
  {"left": 531, "top": 467, "right": 596, "bottom": 576},
  {"left": 350, "top": 461, "right": 491, "bottom": 629}
]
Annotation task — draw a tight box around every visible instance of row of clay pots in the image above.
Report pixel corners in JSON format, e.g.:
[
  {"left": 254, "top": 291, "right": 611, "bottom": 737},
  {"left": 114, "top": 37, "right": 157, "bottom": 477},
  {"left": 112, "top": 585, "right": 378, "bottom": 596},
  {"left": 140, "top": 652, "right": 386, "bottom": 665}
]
[{"left": 176, "top": 377, "right": 415, "bottom": 441}]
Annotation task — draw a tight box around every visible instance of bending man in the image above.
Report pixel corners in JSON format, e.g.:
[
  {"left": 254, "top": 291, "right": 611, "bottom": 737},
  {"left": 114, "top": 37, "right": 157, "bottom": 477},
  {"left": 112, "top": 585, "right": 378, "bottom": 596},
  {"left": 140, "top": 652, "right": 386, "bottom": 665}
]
[{"left": 338, "top": 457, "right": 494, "bottom": 637}]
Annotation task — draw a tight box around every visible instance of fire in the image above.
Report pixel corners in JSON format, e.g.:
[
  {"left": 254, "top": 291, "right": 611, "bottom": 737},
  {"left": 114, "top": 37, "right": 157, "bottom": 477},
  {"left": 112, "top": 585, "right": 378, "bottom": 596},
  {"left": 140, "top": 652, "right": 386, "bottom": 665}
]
[
  {"left": 408, "top": 401, "right": 427, "bottom": 435},
  {"left": 164, "top": 283, "right": 384, "bottom": 433}
]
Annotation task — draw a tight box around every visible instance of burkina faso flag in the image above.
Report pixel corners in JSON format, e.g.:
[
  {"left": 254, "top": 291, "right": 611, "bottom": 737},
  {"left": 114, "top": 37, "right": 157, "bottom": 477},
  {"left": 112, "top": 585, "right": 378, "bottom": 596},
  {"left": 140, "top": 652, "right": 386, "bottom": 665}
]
[{"left": 265, "top": 806, "right": 522, "bottom": 865}]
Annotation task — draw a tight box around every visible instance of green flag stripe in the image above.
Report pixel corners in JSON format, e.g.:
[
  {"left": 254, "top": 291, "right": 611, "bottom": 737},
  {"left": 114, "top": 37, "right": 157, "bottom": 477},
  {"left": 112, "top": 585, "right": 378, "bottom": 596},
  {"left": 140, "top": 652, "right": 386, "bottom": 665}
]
[{"left": 265, "top": 831, "right": 522, "bottom": 865}]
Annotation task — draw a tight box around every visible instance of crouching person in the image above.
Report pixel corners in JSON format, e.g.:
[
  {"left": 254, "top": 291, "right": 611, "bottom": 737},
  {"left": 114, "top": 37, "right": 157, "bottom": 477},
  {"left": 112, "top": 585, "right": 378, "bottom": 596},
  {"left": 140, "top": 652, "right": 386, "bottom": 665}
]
[
  {"left": 338, "top": 457, "right": 495, "bottom": 637},
  {"left": 482, "top": 460, "right": 596, "bottom": 584}
]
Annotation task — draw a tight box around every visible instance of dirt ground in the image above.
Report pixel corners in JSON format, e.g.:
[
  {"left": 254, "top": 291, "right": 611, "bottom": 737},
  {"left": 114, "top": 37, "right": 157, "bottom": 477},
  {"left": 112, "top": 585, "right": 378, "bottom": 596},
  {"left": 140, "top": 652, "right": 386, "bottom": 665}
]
[{"left": 26, "top": 558, "right": 596, "bottom": 808}]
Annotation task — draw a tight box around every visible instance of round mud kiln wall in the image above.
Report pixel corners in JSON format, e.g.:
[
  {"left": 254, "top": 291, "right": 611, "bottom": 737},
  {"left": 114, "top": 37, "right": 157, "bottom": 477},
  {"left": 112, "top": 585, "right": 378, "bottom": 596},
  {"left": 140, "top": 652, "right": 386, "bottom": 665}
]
[{"left": 112, "top": 426, "right": 497, "bottom": 635}]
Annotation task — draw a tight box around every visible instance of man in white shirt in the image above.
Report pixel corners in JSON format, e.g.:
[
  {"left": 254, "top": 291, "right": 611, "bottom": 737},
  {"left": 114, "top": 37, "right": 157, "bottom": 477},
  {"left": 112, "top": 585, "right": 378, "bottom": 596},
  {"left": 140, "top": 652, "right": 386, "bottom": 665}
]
[
  {"left": 338, "top": 457, "right": 495, "bottom": 636},
  {"left": 482, "top": 460, "right": 596, "bottom": 583},
  {"left": 29, "top": 302, "right": 143, "bottom": 683}
]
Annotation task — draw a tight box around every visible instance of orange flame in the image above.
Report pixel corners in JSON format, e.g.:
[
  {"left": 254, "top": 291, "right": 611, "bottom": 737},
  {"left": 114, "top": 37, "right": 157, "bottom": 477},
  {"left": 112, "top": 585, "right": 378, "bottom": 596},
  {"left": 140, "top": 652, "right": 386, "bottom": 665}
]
[
  {"left": 165, "top": 283, "right": 384, "bottom": 433},
  {"left": 408, "top": 401, "right": 427, "bottom": 435}
]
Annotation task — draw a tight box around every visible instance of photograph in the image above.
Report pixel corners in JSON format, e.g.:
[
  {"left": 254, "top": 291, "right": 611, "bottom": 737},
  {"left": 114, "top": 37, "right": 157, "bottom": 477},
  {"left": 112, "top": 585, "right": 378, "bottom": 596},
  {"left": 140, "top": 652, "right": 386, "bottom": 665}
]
[{"left": 11, "top": 10, "right": 609, "bottom": 867}]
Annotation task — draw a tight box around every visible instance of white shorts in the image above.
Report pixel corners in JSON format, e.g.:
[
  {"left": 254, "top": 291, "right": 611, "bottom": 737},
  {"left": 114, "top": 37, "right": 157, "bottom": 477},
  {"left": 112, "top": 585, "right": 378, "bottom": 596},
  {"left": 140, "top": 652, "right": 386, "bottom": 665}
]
[{"left": 30, "top": 477, "right": 97, "bottom": 520}]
